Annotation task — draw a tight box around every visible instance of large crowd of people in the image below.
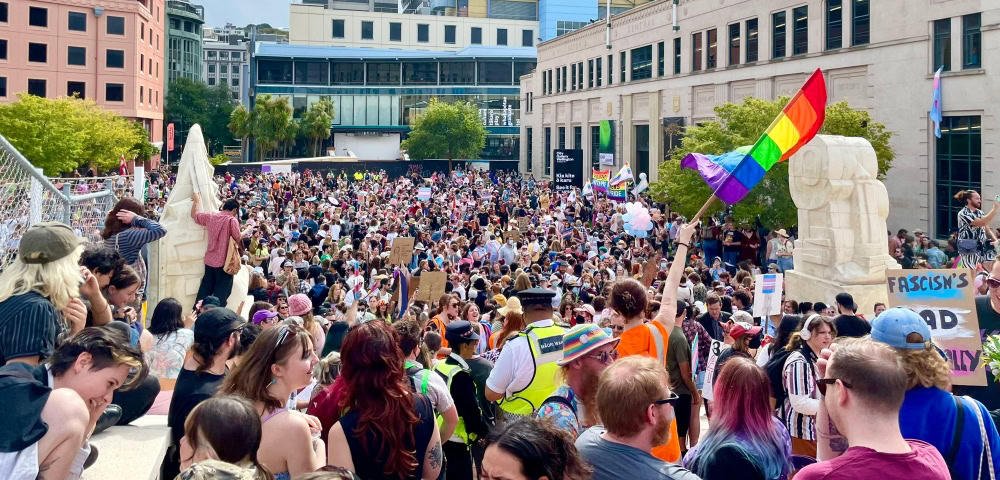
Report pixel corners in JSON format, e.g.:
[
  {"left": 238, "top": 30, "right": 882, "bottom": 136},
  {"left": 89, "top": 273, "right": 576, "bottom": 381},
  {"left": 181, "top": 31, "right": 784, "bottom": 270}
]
[{"left": 0, "top": 165, "right": 998, "bottom": 480}]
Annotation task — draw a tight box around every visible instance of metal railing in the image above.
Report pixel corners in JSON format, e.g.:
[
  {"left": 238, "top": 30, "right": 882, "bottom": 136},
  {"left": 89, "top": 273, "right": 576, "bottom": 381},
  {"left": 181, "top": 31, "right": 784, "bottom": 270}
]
[{"left": 0, "top": 133, "right": 119, "bottom": 268}]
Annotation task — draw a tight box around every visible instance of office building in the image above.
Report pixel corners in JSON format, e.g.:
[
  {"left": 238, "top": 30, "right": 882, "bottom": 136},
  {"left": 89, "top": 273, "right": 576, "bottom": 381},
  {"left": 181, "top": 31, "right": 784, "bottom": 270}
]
[
  {"left": 165, "top": 0, "right": 203, "bottom": 84},
  {"left": 203, "top": 40, "right": 249, "bottom": 104},
  {"left": 519, "top": 0, "right": 997, "bottom": 236},
  {"left": 0, "top": 0, "right": 166, "bottom": 166}
]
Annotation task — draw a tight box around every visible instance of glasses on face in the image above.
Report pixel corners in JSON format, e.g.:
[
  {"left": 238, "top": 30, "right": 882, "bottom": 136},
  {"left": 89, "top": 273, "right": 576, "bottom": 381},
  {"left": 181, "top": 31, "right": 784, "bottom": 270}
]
[
  {"left": 652, "top": 392, "right": 681, "bottom": 407},
  {"left": 450, "top": 303, "right": 459, "bottom": 308},
  {"left": 817, "top": 377, "right": 853, "bottom": 396},
  {"left": 610, "top": 324, "right": 625, "bottom": 332},
  {"left": 586, "top": 349, "right": 619, "bottom": 363},
  {"left": 987, "top": 276, "right": 1000, "bottom": 289}
]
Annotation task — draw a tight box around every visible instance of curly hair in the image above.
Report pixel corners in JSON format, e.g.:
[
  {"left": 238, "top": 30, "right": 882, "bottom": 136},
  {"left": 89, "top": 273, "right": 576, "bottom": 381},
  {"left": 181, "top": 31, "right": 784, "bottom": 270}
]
[
  {"left": 898, "top": 345, "right": 952, "bottom": 390},
  {"left": 610, "top": 278, "right": 648, "bottom": 320}
]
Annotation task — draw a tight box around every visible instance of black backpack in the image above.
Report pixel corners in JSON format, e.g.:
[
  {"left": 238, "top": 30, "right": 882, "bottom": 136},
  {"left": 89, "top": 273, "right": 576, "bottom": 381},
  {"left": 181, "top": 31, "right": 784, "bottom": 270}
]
[{"left": 764, "top": 348, "right": 794, "bottom": 407}]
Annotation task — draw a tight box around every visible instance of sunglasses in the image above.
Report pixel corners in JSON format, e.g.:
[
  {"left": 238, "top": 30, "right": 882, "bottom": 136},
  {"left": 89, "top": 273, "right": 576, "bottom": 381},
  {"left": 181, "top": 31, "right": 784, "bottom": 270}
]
[
  {"left": 817, "top": 377, "right": 852, "bottom": 396},
  {"left": 586, "top": 349, "right": 619, "bottom": 363},
  {"left": 652, "top": 392, "right": 681, "bottom": 407},
  {"left": 987, "top": 276, "right": 1000, "bottom": 289}
]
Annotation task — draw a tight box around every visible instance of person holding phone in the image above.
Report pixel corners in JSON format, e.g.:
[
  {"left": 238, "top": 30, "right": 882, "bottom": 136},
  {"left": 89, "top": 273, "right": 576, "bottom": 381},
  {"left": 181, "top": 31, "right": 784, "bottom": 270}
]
[{"left": 954, "top": 190, "right": 999, "bottom": 270}]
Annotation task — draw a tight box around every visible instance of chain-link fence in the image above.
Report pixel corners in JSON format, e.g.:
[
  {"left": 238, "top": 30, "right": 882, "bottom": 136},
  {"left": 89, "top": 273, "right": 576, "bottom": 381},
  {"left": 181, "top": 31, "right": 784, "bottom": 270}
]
[{"left": 0, "top": 133, "right": 118, "bottom": 269}]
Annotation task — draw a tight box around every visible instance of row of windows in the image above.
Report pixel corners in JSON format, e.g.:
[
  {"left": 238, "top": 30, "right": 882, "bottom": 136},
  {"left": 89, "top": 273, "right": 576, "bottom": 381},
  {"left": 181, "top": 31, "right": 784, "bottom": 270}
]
[
  {"left": 208, "top": 64, "right": 242, "bottom": 75},
  {"left": 168, "top": 17, "right": 201, "bottom": 35},
  {"left": 206, "top": 50, "right": 243, "bottom": 60},
  {"left": 258, "top": 59, "right": 534, "bottom": 86},
  {"left": 933, "top": 13, "right": 982, "bottom": 71},
  {"left": 0, "top": 76, "right": 159, "bottom": 107},
  {"left": 22, "top": 5, "right": 127, "bottom": 35},
  {"left": 332, "top": 19, "right": 534, "bottom": 47},
  {"left": 0, "top": 40, "right": 159, "bottom": 75},
  {"left": 556, "top": 21, "right": 587, "bottom": 38}
]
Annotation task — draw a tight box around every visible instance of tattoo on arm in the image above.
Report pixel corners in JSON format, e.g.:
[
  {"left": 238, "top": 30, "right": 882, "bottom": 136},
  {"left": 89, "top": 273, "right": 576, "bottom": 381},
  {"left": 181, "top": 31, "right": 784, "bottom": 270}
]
[
  {"left": 429, "top": 440, "right": 442, "bottom": 470},
  {"left": 828, "top": 417, "right": 848, "bottom": 454}
]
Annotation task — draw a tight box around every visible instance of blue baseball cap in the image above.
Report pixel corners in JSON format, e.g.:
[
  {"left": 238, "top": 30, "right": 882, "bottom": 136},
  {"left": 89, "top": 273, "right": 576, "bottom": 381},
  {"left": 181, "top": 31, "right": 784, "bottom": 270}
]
[{"left": 871, "top": 307, "right": 932, "bottom": 350}]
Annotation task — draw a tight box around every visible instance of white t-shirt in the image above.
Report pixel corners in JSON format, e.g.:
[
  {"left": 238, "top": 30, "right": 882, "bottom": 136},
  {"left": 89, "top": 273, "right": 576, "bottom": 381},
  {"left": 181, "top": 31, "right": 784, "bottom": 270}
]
[
  {"left": 485, "top": 319, "right": 554, "bottom": 397},
  {"left": 410, "top": 368, "right": 456, "bottom": 415}
]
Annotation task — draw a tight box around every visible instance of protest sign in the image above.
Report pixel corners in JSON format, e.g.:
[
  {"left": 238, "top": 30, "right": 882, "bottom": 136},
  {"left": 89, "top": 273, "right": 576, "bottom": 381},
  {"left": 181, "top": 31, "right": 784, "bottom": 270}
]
[
  {"left": 518, "top": 217, "right": 530, "bottom": 232},
  {"left": 641, "top": 254, "right": 661, "bottom": 287},
  {"left": 503, "top": 229, "right": 521, "bottom": 243},
  {"left": 415, "top": 271, "right": 447, "bottom": 302},
  {"left": 701, "top": 339, "right": 729, "bottom": 401},
  {"left": 388, "top": 237, "right": 415, "bottom": 265},
  {"left": 885, "top": 269, "right": 986, "bottom": 386},
  {"left": 753, "top": 273, "right": 783, "bottom": 334}
]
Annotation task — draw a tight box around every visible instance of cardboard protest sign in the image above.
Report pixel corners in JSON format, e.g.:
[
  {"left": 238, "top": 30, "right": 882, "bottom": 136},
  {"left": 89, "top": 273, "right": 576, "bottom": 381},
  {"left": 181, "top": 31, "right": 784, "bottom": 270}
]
[
  {"left": 390, "top": 275, "right": 420, "bottom": 306},
  {"left": 504, "top": 229, "right": 521, "bottom": 243},
  {"left": 885, "top": 269, "right": 986, "bottom": 386},
  {"left": 641, "top": 254, "right": 661, "bottom": 287},
  {"left": 388, "top": 237, "right": 414, "bottom": 265},
  {"left": 415, "top": 271, "right": 447, "bottom": 303},
  {"left": 518, "top": 217, "right": 530, "bottom": 232},
  {"left": 701, "top": 339, "right": 729, "bottom": 401},
  {"left": 753, "top": 273, "right": 783, "bottom": 335}
]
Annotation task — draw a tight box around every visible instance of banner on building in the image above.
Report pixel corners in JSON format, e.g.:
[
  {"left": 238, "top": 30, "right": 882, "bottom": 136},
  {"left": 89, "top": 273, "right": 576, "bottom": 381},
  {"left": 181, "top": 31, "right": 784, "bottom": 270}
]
[
  {"left": 166, "top": 123, "right": 175, "bottom": 152},
  {"left": 592, "top": 169, "right": 610, "bottom": 192},
  {"left": 553, "top": 149, "right": 583, "bottom": 192},
  {"left": 885, "top": 269, "right": 986, "bottom": 386},
  {"left": 599, "top": 120, "right": 615, "bottom": 165}
]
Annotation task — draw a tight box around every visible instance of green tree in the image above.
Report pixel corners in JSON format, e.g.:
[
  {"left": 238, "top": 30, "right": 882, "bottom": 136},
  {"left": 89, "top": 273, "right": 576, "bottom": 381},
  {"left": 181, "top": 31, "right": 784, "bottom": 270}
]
[
  {"left": 130, "top": 122, "right": 161, "bottom": 163},
  {"left": 228, "top": 105, "right": 254, "bottom": 161},
  {"left": 301, "top": 98, "right": 335, "bottom": 157},
  {"left": 250, "top": 95, "right": 293, "bottom": 161},
  {"left": 164, "top": 78, "right": 235, "bottom": 156},
  {"left": 649, "top": 98, "right": 895, "bottom": 228},
  {"left": 401, "top": 99, "right": 486, "bottom": 171}
]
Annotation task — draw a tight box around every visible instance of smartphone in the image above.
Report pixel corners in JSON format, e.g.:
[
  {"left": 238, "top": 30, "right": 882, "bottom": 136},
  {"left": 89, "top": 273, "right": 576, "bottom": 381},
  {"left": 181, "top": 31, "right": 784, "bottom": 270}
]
[{"left": 194, "top": 300, "right": 203, "bottom": 312}]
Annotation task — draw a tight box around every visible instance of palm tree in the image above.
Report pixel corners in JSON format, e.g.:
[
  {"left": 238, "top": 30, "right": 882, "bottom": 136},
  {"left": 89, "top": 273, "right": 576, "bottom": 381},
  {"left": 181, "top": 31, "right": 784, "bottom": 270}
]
[{"left": 228, "top": 105, "right": 253, "bottom": 162}]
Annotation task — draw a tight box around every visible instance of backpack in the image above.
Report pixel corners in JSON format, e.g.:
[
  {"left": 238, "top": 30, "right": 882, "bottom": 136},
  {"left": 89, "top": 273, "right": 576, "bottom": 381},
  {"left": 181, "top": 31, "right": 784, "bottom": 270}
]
[{"left": 764, "top": 348, "right": 794, "bottom": 407}]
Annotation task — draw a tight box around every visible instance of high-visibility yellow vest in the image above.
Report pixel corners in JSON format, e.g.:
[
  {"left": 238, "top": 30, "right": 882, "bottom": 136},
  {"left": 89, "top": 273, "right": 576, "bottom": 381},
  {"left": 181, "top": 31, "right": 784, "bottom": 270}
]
[
  {"left": 498, "top": 323, "right": 566, "bottom": 416},
  {"left": 434, "top": 359, "right": 477, "bottom": 444}
]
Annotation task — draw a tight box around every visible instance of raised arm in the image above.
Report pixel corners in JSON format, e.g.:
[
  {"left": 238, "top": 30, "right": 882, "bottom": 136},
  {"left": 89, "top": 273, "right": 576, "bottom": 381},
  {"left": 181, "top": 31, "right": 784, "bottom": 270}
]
[
  {"left": 970, "top": 202, "right": 998, "bottom": 227},
  {"left": 653, "top": 222, "right": 698, "bottom": 331}
]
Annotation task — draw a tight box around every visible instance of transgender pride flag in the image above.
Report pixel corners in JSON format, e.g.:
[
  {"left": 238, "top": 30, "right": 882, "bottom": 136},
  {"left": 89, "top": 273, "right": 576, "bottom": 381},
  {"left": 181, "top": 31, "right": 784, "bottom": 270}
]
[{"left": 681, "top": 69, "right": 827, "bottom": 204}]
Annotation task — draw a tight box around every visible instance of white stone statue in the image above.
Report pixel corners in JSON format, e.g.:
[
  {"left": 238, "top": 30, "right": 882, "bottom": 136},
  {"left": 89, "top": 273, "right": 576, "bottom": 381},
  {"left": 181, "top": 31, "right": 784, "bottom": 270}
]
[
  {"left": 785, "top": 135, "right": 899, "bottom": 315},
  {"left": 155, "top": 125, "right": 251, "bottom": 316}
]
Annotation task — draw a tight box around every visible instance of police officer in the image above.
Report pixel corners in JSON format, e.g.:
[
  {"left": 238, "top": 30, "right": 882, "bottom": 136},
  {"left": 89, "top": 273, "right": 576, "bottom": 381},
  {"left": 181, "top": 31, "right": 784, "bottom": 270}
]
[
  {"left": 438, "top": 321, "right": 491, "bottom": 480},
  {"left": 485, "top": 288, "right": 566, "bottom": 426}
]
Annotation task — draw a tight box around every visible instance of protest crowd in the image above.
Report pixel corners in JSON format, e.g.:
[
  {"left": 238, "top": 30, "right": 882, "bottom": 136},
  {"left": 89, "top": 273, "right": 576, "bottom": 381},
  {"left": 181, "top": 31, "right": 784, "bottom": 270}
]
[{"left": 0, "top": 163, "right": 998, "bottom": 480}]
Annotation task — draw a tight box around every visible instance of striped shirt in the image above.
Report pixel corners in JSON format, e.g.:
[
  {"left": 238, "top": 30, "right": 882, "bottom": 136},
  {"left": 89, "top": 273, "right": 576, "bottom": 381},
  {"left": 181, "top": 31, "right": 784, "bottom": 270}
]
[
  {"left": 193, "top": 211, "right": 240, "bottom": 268},
  {"left": 103, "top": 216, "right": 166, "bottom": 265},
  {"left": 0, "top": 292, "right": 63, "bottom": 366},
  {"left": 782, "top": 349, "right": 819, "bottom": 441}
]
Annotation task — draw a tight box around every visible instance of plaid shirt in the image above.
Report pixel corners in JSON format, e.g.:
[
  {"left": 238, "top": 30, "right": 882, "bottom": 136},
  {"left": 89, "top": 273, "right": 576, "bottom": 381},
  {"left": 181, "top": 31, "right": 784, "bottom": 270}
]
[
  {"left": 194, "top": 211, "right": 240, "bottom": 268},
  {"left": 682, "top": 317, "right": 712, "bottom": 374}
]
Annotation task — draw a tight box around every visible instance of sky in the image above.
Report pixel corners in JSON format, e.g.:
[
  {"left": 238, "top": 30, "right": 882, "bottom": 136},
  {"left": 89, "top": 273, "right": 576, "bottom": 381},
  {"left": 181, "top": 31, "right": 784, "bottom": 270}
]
[{"left": 201, "top": 0, "right": 291, "bottom": 29}]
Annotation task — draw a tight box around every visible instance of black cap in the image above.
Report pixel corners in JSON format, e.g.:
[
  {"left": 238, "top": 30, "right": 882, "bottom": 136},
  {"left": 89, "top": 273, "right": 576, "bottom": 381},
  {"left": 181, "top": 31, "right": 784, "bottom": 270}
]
[
  {"left": 445, "top": 320, "right": 480, "bottom": 345},
  {"left": 674, "top": 299, "right": 689, "bottom": 318},
  {"left": 517, "top": 288, "right": 557, "bottom": 308},
  {"left": 835, "top": 292, "right": 857, "bottom": 312},
  {"left": 194, "top": 308, "right": 245, "bottom": 343},
  {"left": 202, "top": 296, "right": 222, "bottom": 308}
]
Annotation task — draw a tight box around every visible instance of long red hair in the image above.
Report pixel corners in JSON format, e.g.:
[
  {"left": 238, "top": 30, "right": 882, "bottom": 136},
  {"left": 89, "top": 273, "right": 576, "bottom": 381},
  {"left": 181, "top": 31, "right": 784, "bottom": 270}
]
[{"left": 337, "top": 321, "right": 420, "bottom": 478}]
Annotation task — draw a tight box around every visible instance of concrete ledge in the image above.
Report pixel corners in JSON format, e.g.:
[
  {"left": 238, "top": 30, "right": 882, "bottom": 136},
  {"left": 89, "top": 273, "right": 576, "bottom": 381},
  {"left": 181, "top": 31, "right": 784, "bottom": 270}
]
[{"left": 87, "top": 414, "right": 170, "bottom": 480}]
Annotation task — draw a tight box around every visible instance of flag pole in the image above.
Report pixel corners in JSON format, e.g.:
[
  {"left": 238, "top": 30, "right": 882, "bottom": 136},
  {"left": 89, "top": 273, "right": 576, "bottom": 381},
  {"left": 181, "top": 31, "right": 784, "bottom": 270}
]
[{"left": 691, "top": 195, "right": 717, "bottom": 223}]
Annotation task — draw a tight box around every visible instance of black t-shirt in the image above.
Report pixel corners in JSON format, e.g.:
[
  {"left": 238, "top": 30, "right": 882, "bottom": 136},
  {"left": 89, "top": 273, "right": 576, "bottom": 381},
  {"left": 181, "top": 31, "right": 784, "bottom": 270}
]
[
  {"left": 466, "top": 356, "right": 495, "bottom": 422},
  {"left": 833, "top": 314, "right": 871, "bottom": 338},
  {"left": 688, "top": 442, "right": 766, "bottom": 480},
  {"left": 0, "top": 363, "right": 51, "bottom": 452},
  {"left": 477, "top": 212, "right": 490, "bottom": 226},
  {"left": 164, "top": 366, "right": 226, "bottom": 476},
  {"left": 0, "top": 292, "right": 63, "bottom": 366},
  {"left": 340, "top": 393, "right": 435, "bottom": 480},
  {"left": 953, "top": 296, "right": 1000, "bottom": 410}
]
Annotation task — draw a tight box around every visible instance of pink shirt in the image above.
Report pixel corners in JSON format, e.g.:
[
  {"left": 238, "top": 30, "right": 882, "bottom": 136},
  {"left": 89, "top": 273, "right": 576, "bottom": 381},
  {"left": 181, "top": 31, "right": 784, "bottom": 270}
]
[
  {"left": 795, "top": 440, "right": 949, "bottom": 480},
  {"left": 194, "top": 211, "right": 240, "bottom": 268}
]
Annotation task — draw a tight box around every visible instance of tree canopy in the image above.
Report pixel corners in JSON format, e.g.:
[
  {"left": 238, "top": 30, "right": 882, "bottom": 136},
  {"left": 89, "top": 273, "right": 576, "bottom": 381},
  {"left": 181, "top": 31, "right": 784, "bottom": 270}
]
[
  {"left": 229, "top": 95, "right": 295, "bottom": 162},
  {"left": 401, "top": 99, "right": 487, "bottom": 171},
  {"left": 300, "top": 98, "right": 335, "bottom": 157},
  {"left": 165, "top": 78, "right": 236, "bottom": 155},
  {"left": 649, "top": 98, "right": 895, "bottom": 228},
  {"left": 0, "top": 94, "right": 155, "bottom": 175}
]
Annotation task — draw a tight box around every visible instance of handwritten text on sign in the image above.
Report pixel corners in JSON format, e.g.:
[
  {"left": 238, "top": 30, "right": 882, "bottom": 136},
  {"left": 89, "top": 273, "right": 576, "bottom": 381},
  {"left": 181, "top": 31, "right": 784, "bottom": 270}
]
[{"left": 885, "top": 269, "right": 986, "bottom": 386}]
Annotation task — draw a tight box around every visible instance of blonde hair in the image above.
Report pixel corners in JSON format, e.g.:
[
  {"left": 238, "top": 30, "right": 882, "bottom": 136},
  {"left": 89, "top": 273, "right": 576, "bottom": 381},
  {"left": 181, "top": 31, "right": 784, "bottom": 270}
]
[
  {"left": 899, "top": 346, "right": 952, "bottom": 390},
  {"left": 597, "top": 356, "right": 669, "bottom": 437},
  {"left": 0, "top": 245, "right": 83, "bottom": 311}
]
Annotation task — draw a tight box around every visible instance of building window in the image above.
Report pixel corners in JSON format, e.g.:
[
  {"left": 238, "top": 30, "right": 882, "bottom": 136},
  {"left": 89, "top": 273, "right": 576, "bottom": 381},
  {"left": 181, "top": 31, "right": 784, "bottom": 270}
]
[
  {"left": 559, "top": 127, "right": 566, "bottom": 149},
  {"left": 963, "top": 13, "right": 981, "bottom": 69},
  {"left": 630, "top": 45, "right": 652, "bottom": 81},
  {"left": 657, "top": 41, "right": 665, "bottom": 76},
  {"left": 140, "top": 22, "right": 144, "bottom": 39},
  {"left": 68, "top": 11, "right": 86, "bottom": 32},
  {"left": 67, "top": 81, "right": 85, "bottom": 99},
  {"left": 219, "top": 64, "right": 227, "bottom": 74},
  {"left": 27, "top": 79, "right": 46, "bottom": 97},
  {"left": 934, "top": 18, "right": 951, "bottom": 71},
  {"left": 106, "top": 49, "right": 124, "bottom": 68},
  {"left": 574, "top": 126, "right": 582, "bottom": 150},
  {"left": 361, "top": 21, "right": 374, "bottom": 40},
  {"left": 522, "top": 29, "right": 533, "bottom": 47},
  {"left": 588, "top": 59, "right": 594, "bottom": 87},
  {"left": 673, "top": 37, "right": 681, "bottom": 74},
  {"left": 232, "top": 77, "right": 239, "bottom": 86},
  {"left": 746, "top": 18, "right": 758, "bottom": 62},
  {"left": 208, "top": 77, "right": 216, "bottom": 85},
  {"left": 471, "top": 27, "right": 482, "bottom": 44},
  {"left": 852, "top": 0, "right": 870, "bottom": 46},
  {"left": 417, "top": 24, "right": 429, "bottom": 43},
  {"left": 140, "top": 54, "right": 144, "bottom": 71},
  {"left": 555, "top": 68, "right": 560, "bottom": 93},
  {"left": 706, "top": 29, "right": 717, "bottom": 68},
  {"left": 591, "top": 125, "right": 600, "bottom": 171},
  {"left": 444, "top": 25, "right": 456, "bottom": 44},
  {"left": 28, "top": 43, "right": 47, "bottom": 63},
  {"left": 390, "top": 22, "right": 401, "bottom": 42},
  {"left": 139, "top": 86, "right": 144, "bottom": 104},
  {"left": 0, "top": 39, "right": 6, "bottom": 60},
  {"left": 68, "top": 46, "right": 86, "bottom": 66},
  {"left": 545, "top": 128, "right": 551, "bottom": 176},
  {"left": 728, "top": 23, "right": 740, "bottom": 66},
  {"left": 497, "top": 28, "right": 508, "bottom": 46},
  {"left": 208, "top": 64, "right": 215, "bottom": 73},
  {"left": 773, "top": 11, "right": 786, "bottom": 58},
  {"left": 571, "top": 63, "right": 576, "bottom": 90},
  {"left": 232, "top": 52, "right": 240, "bottom": 61},
  {"left": 607, "top": 54, "right": 613, "bottom": 84},
  {"left": 596, "top": 57, "right": 602, "bottom": 87},
  {"left": 826, "top": 0, "right": 842, "bottom": 50},
  {"left": 0, "top": 2, "right": 6, "bottom": 23},
  {"left": 29, "top": 6, "right": 47, "bottom": 27},
  {"left": 526, "top": 127, "right": 533, "bottom": 172},
  {"left": 556, "top": 20, "right": 587, "bottom": 37},
  {"left": 935, "top": 116, "right": 982, "bottom": 236},
  {"left": 562, "top": 65, "right": 567, "bottom": 91},
  {"left": 793, "top": 6, "right": 808, "bottom": 55},
  {"left": 692, "top": 32, "right": 702, "bottom": 71},
  {"left": 332, "top": 19, "right": 344, "bottom": 38},
  {"left": 107, "top": 16, "right": 124, "bottom": 35},
  {"left": 619, "top": 51, "right": 625, "bottom": 82}
]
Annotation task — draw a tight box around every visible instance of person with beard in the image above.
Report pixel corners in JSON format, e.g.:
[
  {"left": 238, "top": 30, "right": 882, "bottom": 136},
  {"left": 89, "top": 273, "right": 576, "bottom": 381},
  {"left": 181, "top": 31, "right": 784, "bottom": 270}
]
[
  {"left": 954, "top": 189, "right": 998, "bottom": 270},
  {"left": 575, "top": 356, "right": 700, "bottom": 480},
  {"left": 162, "top": 308, "right": 246, "bottom": 479},
  {"left": 536, "top": 323, "right": 620, "bottom": 437}
]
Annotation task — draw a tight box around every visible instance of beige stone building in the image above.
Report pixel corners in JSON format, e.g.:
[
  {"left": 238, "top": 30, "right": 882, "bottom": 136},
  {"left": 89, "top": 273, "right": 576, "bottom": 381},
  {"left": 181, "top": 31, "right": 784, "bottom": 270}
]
[{"left": 519, "top": 0, "right": 998, "bottom": 236}]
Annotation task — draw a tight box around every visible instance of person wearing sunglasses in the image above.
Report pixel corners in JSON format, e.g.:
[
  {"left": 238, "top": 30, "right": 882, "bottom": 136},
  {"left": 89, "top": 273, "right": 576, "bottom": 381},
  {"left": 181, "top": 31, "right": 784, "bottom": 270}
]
[
  {"left": 801, "top": 337, "right": 950, "bottom": 480},
  {"left": 536, "top": 323, "right": 619, "bottom": 438},
  {"left": 575, "top": 356, "right": 699, "bottom": 480}
]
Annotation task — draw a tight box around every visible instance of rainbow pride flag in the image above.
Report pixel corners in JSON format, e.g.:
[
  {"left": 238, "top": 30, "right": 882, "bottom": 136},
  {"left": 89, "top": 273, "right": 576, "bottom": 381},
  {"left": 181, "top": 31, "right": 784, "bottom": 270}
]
[
  {"left": 610, "top": 163, "right": 634, "bottom": 186},
  {"left": 592, "top": 169, "right": 610, "bottom": 192},
  {"left": 681, "top": 69, "right": 827, "bottom": 204},
  {"left": 608, "top": 182, "right": 628, "bottom": 202}
]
